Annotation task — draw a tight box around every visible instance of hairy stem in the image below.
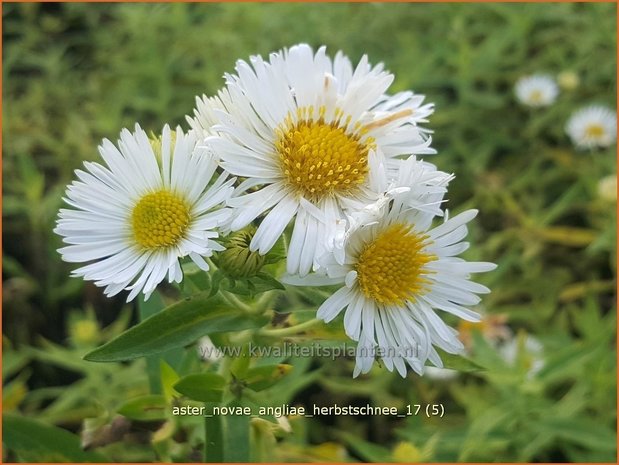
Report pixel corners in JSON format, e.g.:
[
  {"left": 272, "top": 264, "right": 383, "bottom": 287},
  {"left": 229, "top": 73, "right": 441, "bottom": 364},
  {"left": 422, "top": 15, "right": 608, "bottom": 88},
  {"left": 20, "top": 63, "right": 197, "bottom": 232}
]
[{"left": 259, "top": 318, "right": 323, "bottom": 337}]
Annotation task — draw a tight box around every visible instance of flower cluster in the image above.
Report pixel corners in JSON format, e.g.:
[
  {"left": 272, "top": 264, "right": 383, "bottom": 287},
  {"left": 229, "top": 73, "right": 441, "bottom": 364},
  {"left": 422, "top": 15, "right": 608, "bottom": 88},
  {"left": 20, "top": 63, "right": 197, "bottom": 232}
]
[
  {"left": 56, "top": 44, "right": 496, "bottom": 377},
  {"left": 515, "top": 73, "right": 617, "bottom": 150}
]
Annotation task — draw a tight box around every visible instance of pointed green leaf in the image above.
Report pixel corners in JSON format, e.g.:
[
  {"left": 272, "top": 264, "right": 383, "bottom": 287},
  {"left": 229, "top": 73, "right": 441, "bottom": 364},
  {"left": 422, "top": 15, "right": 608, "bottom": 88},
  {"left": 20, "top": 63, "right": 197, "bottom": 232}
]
[
  {"left": 337, "top": 430, "right": 391, "bottom": 462},
  {"left": 535, "top": 417, "right": 617, "bottom": 451},
  {"left": 209, "top": 270, "right": 224, "bottom": 297},
  {"left": 244, "top": 364, "right": 293, "bottom": 392},
  {"left": 438, "top": 349, "right": 485, "bottom": 372},
  {"left": 84, "top": 294, "right": 267, "bottom": 362},
  {"left": 117, "top": 395, "right": 167, "bottom": 421},
  {"left": 160, "top": 360, "right": 180, "bottom": 401},
  {"left": 254, "top": 272, "right": 286, "bottom": 291},
  {"left": 174, "top": 373, "right": 226, "bottom": 403},
  {"left": 3, "top": 414, "right": 108, "bottom": 462},
  {"left": 223, "top": 272, "right": 285, "bottom": 296}
]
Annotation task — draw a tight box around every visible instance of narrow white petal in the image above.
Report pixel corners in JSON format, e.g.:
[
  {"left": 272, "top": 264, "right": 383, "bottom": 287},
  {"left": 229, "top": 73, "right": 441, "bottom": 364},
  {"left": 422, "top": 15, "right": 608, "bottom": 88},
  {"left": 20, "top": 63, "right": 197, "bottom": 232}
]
[
  {"left": 316, "top": 286, "right": 353, "bottom": 323},
  {"left": 250, "top": 197, "right": 298, "bottom": 254},
  {"left": 281, "top": 273, "right": 344, "bottom": 286}
]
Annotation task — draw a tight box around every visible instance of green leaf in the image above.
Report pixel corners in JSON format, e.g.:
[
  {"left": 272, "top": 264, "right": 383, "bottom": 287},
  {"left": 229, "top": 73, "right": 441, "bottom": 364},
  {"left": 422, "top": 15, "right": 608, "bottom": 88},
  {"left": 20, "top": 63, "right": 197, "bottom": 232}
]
[
  {"left": 2, "top": 348, "right": 31, "bottom": 379},
  {"left": 160, "top": 360, "right": 180, "bottom": 401},
  {"left": 337, "top": 430, "right": 391, "bottom": 462},
  {"left": 117, "top": 395, "right": 167, "bottom": 421},
  {"left": 174, "top": 373, "right": 226, "bottom": 403},
  {"left": 535, "top": 417, "right": 617, "bottom": 451},
  {"left": 209, "top": 270, "right": 225, "bottom": 297},
  {"left": 139, "top": 293, "right": 186, "bottom": 392},
  {"left": 3, "top": 414, "right": 108, "bottom": 462},
  {"left": 254, "top": 272, "right": 286, "bottom": 291},
  {"left": 244, "top": 364, "right": 293, "bottom": 392},
  {"left": 182, "top": 261, "right": 211, "bottom": 294},
  {"left": 536, "top": 343, "right": 598, "bottom": 382},
  {"left": 538, "top": 183, "right": 583, "bottom": 226},
  {"left": 223, "top": 272, "right": 285, "bottom": 297},
  {"left": 230, "top": 346, "right": 251, "bottom": 378},
  {"left": 534, "top": 226, "right": 597, "bottom": 247},
  {"left": 438, "top": 350, "right": 485, "bottom": 372},
  {"left": 84, "top": 293, "right": 267, "bottom": 362}
]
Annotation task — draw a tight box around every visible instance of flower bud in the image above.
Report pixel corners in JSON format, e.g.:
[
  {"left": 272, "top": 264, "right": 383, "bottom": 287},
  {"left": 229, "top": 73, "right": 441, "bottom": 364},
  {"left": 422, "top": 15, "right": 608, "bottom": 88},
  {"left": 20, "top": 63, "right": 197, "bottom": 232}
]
[
  {"left": 598, "top": 175, "right": 617, "bottom": 202},
  {"left": 215, "top": 226, "right": 267, "bottom": 279},
  {"left": 557, "top": 71, "right": 580, "bottom": 91},
  {"left": 392, "top": 442, "right": 423, "bottom": 463},
  {"left": 70, "top": 319, "right": 99, "bottom": 345},
  {"left": 148, "top": 130, "right": 177, "bottom": 160}
]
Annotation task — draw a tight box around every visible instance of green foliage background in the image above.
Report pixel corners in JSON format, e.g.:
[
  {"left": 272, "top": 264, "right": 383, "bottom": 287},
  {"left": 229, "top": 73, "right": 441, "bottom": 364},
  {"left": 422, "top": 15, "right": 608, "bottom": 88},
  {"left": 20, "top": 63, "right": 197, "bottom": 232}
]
[{"left": 2, "top": 2, "right": 617, "bottom": 463}]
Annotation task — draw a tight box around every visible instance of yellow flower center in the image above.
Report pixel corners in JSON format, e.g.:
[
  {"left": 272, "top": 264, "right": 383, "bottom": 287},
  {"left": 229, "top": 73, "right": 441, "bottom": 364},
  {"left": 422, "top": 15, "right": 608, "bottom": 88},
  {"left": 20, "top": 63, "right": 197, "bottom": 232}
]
[
  {"left": 275, "top": 107, "right": 373, "bottom": 202},
  {"left": 585, "top": 123, "right": 605, "bottom": 138},
  {"left": 529, "top": 90, "right": 543, "bottom": 103},
  {"left": 355, "top": 223, "right": 435, "bottom": 306},
  {"left": 132, "top": 190, "right": 191, "bottom": 249}
]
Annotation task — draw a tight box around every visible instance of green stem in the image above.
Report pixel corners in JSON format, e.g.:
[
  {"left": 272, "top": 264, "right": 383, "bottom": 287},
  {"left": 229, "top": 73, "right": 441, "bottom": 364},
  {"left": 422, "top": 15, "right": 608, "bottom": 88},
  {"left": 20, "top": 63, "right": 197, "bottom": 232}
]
[
  {"left": 253, "top": 290, "right": 276, "bottom": 315},
  {"left": 204, "top": 355, "right": 233, "bottom": 462},
  {"left": 204, "top": 406, "right": 224, "bottom": 462},
  {"left": 139, "top": 293, "right": 165, "bottom": 394},
  {"left": 259, "top": 318, "right": 323, "bottom": 337},
  {"left": 220, "top": 290, "right": 252, "bottom": 313},
  {"left": 225, "top": 400, "right": 250, "bottom": 462}
]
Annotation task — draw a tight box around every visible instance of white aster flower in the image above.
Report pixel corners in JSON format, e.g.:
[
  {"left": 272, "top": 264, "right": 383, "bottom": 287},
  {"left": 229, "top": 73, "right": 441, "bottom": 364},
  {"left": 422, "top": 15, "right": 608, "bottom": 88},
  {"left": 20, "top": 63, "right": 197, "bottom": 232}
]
[
  {"left": 188, "top": 43, "right": 436, "bottom": 276},
  {"left": 55, "top": 124, "right": 235, "bottom": 301},
  {"left": 330, "top": 156, "right": 453, "bottom": 265},
  {"left": 566, "top": 105, "right": 617, "bottom": 149},
  {"left": 284, "top": 174, "right": 496, "bottom": 378},
  {"left": 500, "top": 334, "right": 544, "bottom": 378},
  {"left": 514, "top": 74, "right": 558, "bottom": 107}
]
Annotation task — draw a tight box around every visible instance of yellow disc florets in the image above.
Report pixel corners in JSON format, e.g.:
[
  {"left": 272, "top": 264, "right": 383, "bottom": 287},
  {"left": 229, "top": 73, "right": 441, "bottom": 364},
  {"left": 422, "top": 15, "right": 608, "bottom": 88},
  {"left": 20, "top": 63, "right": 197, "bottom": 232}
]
[
  {"left": 355, "top": 223, "right": 436, "bottom": 306},
  {"left": 528, "top": 90, "right": 543, "bottom": 104},
  {"left": 585, "top": 124, "right": 605, "bottom": 139},
  {"left": 275, "top": 107, "right": 373, "bottom": 202},
  {"left": 132, "top": 190, "right": 191, "bottom": 249}
]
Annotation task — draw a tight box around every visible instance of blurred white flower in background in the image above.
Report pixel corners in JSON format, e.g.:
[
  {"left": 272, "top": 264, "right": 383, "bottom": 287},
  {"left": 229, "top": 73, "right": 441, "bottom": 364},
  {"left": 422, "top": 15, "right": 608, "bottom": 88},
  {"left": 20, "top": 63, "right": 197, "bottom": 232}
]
[
  {"left": 500, "top": 334, "right": 545, "bottom": 378},
  {"left": 425, "top": 312, "right": 511, "bottom": 381},
  {"left": 514, "top": 74, "right": 559, "bottom": 107},
  {"left": 566, "top": 105, "right": 617, "bottom": 150}
]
